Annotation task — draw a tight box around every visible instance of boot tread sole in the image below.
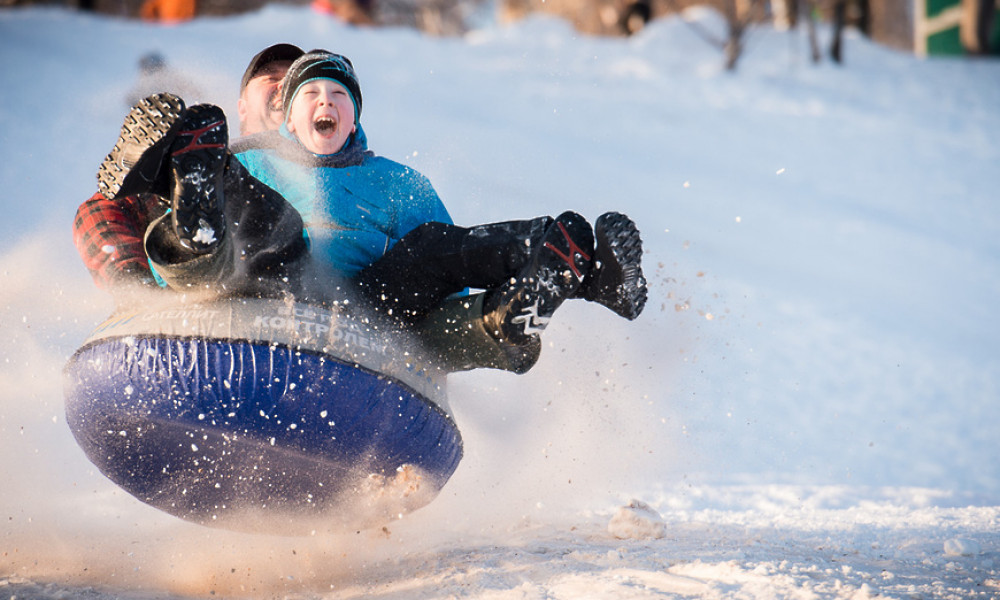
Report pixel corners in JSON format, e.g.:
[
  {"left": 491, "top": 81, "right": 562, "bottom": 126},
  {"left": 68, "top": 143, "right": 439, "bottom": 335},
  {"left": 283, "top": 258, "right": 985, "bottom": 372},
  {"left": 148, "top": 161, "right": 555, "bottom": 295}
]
[
  {"left": 97, "top": 93, "right": 185, "bottom": 199},
  {"left": 592, "top": 212, "right": 647, "bottom": 320}
]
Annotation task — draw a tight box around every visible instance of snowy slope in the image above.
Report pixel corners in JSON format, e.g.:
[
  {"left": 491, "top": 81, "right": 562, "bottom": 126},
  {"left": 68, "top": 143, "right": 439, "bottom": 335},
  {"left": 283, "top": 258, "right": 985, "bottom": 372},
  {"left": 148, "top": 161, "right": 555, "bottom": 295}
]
[{"left": 1, "top": 5, "right": 998, "bottom": 599}]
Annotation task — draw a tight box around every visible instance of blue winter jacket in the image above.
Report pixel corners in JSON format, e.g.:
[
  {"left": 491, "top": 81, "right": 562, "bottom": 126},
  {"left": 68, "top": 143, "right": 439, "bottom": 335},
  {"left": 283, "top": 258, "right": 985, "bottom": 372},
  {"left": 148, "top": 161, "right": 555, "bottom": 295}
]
[{"left": 231, "top": 125, "right": 452, "bottom": 279}]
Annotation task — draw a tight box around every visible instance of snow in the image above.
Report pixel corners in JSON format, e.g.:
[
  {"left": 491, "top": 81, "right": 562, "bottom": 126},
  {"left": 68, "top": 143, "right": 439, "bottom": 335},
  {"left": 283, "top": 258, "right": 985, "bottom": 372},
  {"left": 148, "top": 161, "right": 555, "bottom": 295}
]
[
  {"left": 608, "top": 500, "right": 667, "bottom": 540},
  {"left": 1, "top": 5, "right": 999, "bottom": 599}
]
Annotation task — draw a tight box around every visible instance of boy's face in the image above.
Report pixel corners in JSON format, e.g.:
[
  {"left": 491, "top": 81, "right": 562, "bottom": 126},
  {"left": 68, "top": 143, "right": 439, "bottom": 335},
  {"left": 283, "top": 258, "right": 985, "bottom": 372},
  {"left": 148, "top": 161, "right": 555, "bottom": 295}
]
[
  {"left": 237, "top": 61, "right": 293, "bottom": 136},
  {"left": 286, "top": 79, "right": 356, "bottom": 155}
]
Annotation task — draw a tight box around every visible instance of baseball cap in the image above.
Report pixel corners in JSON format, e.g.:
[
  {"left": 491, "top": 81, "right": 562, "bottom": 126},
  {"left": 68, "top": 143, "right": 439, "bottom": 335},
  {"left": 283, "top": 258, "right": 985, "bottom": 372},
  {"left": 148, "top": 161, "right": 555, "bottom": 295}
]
[{"left": 240, "top": 43, "right": 305, "bottom": 92}]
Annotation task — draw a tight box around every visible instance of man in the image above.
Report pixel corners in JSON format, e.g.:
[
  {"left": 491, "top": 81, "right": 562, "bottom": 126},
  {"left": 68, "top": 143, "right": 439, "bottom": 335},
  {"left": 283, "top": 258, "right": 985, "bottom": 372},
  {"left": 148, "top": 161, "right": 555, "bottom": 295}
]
[
  {"left": 73, "top": 43, "right": 306, "bottom": 294},
  {"left": 237, "top": 44, "right": 303, "bottom": 136},
  {"left": 80, "top": 48, "right": 647, "bottom": 373}
]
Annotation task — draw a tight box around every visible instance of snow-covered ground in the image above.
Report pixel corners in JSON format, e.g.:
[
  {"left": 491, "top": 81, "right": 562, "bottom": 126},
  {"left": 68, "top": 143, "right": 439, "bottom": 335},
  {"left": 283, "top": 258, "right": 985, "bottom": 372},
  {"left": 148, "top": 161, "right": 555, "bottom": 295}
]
[{"left": 1, "top": 5, "right": 998, "bottom": 599}]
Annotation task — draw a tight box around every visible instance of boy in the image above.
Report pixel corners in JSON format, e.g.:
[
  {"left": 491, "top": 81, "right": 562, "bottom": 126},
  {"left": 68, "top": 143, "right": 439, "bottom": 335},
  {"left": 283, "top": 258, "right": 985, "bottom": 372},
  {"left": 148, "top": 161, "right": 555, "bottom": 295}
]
[{"left": 97, "top": 50, "right": 647, "bottom": 371}]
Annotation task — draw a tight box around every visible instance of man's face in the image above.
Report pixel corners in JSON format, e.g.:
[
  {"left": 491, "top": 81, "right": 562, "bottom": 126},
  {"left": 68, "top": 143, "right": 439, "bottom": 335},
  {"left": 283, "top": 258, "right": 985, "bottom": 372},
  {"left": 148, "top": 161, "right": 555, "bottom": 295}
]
[
  {"left": 286, "top": 79, "right": 356, "bottom": 156},
  {"left": 237, "top": 61, "right": 292, "bottom": 136}
]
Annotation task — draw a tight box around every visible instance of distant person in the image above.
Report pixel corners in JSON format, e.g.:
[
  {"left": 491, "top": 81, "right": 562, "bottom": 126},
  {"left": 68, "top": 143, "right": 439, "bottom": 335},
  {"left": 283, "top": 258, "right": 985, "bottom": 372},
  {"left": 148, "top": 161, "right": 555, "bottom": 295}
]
[
  {"left": 619, "top": 0, "right": 650, "bottom": 36},
  {"left": 125, "top": 52, "right": 202, "bottom": 107},
  {"left": 313, "top": 0, "right": 374, "bottom": 25},
  {"left": 961, "top": 0, "right": 996, "bottom": 54},
  {"left": 140, "top": 0, "right": 196, "bottom": 23}
]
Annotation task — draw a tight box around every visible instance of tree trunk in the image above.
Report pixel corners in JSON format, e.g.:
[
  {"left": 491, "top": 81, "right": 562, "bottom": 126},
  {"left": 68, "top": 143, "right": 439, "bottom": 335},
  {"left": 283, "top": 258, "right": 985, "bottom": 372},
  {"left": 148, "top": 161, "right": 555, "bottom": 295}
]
[
  {"left": 805, "top": 0, "right": 821, "bottom": 63},
  {"left": 831, "top": 0, "right": 846, "bottom": 63}
]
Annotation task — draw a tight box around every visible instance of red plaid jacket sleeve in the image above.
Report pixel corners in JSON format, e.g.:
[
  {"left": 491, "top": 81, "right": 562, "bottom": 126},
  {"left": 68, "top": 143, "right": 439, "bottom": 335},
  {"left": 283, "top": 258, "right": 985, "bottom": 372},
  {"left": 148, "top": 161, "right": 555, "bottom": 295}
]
[{"left": 72, "top": 192, "right": 165, "bottom": 289}]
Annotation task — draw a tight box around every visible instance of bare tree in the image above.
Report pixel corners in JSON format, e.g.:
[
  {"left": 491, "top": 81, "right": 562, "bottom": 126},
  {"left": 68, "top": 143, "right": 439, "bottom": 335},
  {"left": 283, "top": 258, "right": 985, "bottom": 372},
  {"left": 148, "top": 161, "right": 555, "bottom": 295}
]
[
  {"left": 375, "top": 0, "right": 477, "bottom": 35},
  {"left": 804, "top": 0, "right": 821, "bottom": 63},
  {"left": 664, "top": 0, "right": 766, "bottom": 70}
]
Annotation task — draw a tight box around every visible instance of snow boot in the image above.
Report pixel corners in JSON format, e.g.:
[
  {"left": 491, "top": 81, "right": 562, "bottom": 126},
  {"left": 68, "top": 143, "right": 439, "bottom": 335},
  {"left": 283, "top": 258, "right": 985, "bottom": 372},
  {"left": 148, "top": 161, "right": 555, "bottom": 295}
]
[
  {"left": 576, "top": 212, "right": 647, "bottom": 320},
  {"left": 482, "top": 211, "right": 594, "bottom": 345},
  {"left": 494, "top": 331, "right": 542, "bottom": 375},
  {"left": 97, "top": 93, "right": 187, "bottom": 200},
  {"left": 167, "top": 104, "right": 228, "bottom": 254}
]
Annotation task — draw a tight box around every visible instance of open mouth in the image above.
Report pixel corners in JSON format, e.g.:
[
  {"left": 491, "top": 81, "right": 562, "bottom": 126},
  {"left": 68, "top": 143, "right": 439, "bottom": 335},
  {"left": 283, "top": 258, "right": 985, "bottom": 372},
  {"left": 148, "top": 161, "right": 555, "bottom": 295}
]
[{"left": 315, "top": 117, "right": 336, "bottom": 134}]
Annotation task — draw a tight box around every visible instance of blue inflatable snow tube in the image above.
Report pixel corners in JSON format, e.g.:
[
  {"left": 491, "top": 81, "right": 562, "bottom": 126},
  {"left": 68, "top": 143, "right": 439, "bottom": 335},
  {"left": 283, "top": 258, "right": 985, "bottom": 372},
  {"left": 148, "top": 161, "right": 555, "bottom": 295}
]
[{"left": 63, "top": 297, "right": 462, "bottom": 534}]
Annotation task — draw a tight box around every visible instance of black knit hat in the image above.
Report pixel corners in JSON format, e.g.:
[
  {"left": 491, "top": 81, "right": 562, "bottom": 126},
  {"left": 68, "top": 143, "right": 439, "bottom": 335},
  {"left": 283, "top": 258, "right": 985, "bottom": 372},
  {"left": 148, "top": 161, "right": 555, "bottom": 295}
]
[
  {"left": 281, "top": 50, "right": 362, "bottom": 123},
  {"left": 240, "top": 43, "right": 304, "bottom": 92}
]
